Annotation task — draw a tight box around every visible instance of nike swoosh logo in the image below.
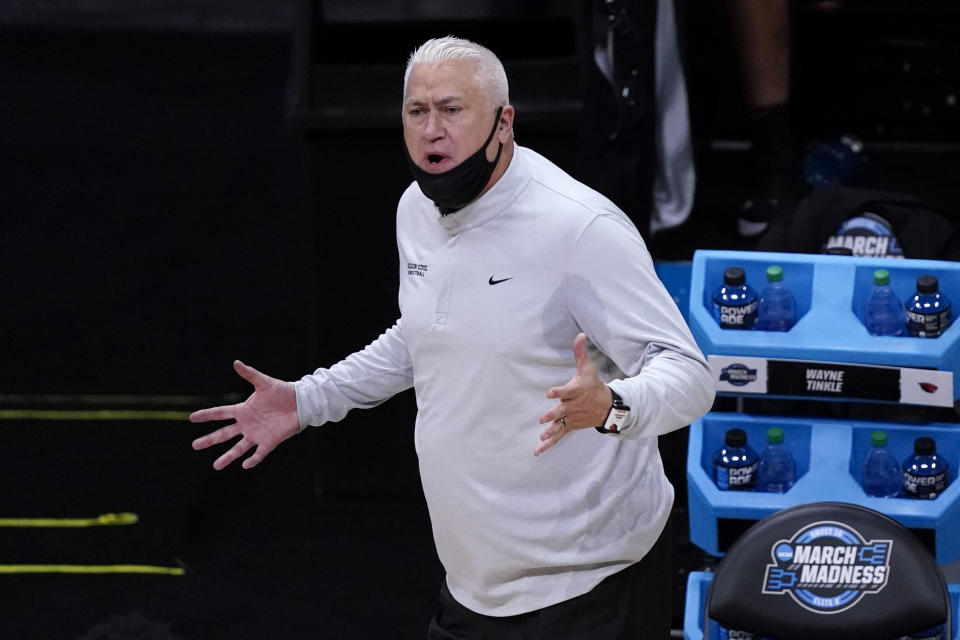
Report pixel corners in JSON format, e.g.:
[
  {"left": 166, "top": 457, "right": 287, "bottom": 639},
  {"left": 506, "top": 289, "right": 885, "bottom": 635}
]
[{"left": 488, "top": 276, "right": 513, "bottom": 285}]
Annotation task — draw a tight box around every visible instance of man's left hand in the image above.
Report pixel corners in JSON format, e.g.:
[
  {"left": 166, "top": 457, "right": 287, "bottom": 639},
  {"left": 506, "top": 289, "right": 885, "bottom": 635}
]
[{"left": 535, "top": 332, "right": 613, "bottom": 456}]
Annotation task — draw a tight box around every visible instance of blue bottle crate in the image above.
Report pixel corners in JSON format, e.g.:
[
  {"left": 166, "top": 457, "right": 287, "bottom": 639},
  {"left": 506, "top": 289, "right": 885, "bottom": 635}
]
[
  {"left": 654, "top": 260, "right": 693, "bottom": 323},
  {"left": 689, "top": 250, "right": 960, "bottom": 408},
  {"left": 688, "top": 412, "right": 960, "bottom": 564},
  {"left": 683, "top": 572, "right": 960, "bottom": 640}
]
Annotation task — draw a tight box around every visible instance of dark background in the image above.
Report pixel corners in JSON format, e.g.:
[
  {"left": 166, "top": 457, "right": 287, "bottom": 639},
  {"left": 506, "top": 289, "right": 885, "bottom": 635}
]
[{"left": 2, "top": 0, "right": 959, "bottom": 638}]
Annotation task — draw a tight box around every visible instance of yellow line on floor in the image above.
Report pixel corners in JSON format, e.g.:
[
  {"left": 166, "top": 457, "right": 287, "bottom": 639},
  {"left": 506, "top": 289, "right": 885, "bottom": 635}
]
[
  {"left": 0, "top": 564, "right": 185, "bottom": 576},
  {"left": 0, "top": 409, "right": 191, "bottom": 421},
  {"left": 0, "top": 513, "right": 139, "bottom": 528},
  {"left": 0, "top": 393, "right": 238, "bottom": 406}
]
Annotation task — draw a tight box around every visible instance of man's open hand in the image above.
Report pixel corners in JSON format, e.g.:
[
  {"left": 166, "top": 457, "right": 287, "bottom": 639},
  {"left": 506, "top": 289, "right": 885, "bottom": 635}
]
[{"left": 190, "top": 360, "right": 299, "bottom": 470}]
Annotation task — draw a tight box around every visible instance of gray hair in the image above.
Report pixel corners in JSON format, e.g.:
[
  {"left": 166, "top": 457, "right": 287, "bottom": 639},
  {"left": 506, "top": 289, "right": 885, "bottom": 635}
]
[{"left": 403, "top": 36, "right": 510, "bottom": 107}]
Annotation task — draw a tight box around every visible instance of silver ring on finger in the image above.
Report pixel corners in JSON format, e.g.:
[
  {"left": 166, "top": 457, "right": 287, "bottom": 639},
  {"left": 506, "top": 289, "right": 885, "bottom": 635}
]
[{"left": 559, "top": 417, "right": 567, "bottom": 430}]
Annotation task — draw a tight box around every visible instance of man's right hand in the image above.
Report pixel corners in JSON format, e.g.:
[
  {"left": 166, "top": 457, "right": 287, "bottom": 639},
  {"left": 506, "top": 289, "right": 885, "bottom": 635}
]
[{"left": 190, "top": 360, "right": 300, "bottom": 470}]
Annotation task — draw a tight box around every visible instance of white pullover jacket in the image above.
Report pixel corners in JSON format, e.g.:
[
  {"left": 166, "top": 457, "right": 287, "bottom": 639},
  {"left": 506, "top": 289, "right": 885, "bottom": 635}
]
[{"left": 295, "top": 144, "right": 715, "bottom": 616}]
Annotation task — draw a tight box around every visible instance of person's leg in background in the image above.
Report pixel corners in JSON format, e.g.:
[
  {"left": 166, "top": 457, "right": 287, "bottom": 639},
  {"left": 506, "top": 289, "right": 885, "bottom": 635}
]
[{"left": 730, "top": 0, "right": 808, "bottom": 238}]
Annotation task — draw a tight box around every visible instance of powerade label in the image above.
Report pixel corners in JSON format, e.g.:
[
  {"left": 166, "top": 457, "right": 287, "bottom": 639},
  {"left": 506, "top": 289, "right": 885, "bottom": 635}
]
[
  {"left": 714, "top": 300, "right": 758, "bottom": 329},
  {"left": 762, "top": 521, "right": 892, "bottom": 614},
  {"left": 716, "top": 461, "right": 758, "bottom": 490},
  {"left": 718, "top": 627, "right": 756, "bottom": 640},
  {"left": 903, "top": 469, "right": 948, "bottom": 499},
  {"left": 906, "top": 308, "right": 951, "bottom": 338},
  {"left": 823, "top": 213, "right": 904, "bottom": 258}
]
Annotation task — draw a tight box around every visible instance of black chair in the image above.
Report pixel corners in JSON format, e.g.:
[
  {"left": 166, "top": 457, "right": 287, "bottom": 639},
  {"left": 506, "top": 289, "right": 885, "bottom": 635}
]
[{"left": 705, "top": 502, "right": 951, "bottom": 640}]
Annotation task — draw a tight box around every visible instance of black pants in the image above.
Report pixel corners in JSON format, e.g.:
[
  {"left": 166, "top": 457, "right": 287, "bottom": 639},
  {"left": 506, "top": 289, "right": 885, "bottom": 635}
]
[{"left": 427, "top": 521, "right": 673, "bottom": 640}]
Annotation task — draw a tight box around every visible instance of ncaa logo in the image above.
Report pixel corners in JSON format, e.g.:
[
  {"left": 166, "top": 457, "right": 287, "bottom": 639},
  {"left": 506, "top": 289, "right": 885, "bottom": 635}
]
[
  {"left": 719, "top": 363, "right": 758, "bottom": 387},
  {"left": 762, "top": 520, "right": 893, "bottom": 614},
  {"left": 775, "top": 543, "right": 794, "bottom": 562}
]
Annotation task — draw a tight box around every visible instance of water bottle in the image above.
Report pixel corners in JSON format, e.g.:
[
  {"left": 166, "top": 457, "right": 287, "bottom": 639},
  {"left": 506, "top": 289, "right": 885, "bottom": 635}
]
[
  {"left": 865, "top": 269, "right": 904, "bottom": 336},
  {"left": 713, "top": 267, "right": 758, "bottom": 330},
  {"left": 804, "top": 134, "right": 864, "bottom": 186},
  {"left": 861, "top": 430, "right": 902, "bottom": 498},
  {"left": 906, "top": 274, "right": 952, "bottom": 338},
  {"left": 757, "top": 265, "right": 797, "bottom": 331},
  {"left": 902, "top": 436, "right": 950, "bottom": 499},
  {"left": 714, "top": 428, "right": 759, "bottom": 491},
  {"left": 756, "top": 427, "right": 797, "bottom": 493}
]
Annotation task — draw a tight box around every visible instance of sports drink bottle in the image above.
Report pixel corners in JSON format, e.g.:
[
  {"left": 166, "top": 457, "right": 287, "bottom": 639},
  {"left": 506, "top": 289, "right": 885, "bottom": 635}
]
[
  {"left": 804, "top": 134, "right": 863, "bottom": 186},
  {"left": 906, "top": 274, "right": 951, "bottom": 338},
  {"left": 714, "top": 428, "right": 759, "bottom": 491},
  {"left": 713, "top": 267, "right": 758, "bottom": 330},
  {"left": 902, "top": 436, "right": 949, "bottom": 499}
]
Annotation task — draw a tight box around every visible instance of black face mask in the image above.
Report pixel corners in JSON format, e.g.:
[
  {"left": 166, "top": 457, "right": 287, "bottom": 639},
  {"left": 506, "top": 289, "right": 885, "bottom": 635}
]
[{"left": 404, "top": 106, "right": 504, "bottom": 215}]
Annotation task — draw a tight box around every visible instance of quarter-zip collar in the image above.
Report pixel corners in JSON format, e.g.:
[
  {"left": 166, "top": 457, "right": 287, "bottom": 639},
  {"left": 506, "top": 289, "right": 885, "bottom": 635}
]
[{"left": 433, "top": 143, "right": 528, "bottom": 235}]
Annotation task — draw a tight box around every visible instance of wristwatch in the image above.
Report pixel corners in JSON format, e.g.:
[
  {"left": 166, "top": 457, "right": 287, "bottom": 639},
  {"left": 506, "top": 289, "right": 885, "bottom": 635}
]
[{"left": 595, "top": 388, "right": 631, "bottom": 435}]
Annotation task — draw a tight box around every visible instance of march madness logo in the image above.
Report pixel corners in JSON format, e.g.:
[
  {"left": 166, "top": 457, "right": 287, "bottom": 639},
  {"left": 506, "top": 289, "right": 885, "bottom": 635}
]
[
  {"left": 762, "top": 521, "right": 892, "bottom": 614},
  {"left": 822, "top": 213, "right": 904, "bottom": 258},
  {"left": 719, "top": 363, "right": 758, "bottom": 386}
]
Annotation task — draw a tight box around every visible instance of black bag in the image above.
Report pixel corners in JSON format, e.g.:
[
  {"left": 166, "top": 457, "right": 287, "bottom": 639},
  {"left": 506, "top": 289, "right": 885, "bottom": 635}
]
[{"left": 757, "top": 185, "right": 960, "bottom": 261}]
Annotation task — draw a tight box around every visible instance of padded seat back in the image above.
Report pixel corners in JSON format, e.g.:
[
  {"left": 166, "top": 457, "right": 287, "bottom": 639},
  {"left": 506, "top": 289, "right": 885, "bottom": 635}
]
[{"left": 706, "top": 502, "right": 950, "bottom": 640}]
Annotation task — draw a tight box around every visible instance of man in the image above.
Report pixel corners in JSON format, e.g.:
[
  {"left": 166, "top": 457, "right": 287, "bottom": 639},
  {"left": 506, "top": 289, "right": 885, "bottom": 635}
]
[{"left": 191, "top": 37, "right": 715, "bottom": 639}]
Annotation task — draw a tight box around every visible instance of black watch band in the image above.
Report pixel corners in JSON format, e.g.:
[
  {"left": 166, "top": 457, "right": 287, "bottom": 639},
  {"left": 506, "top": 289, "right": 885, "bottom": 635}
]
[{"left": 595, "top": 388, "right": 631, "bottom": 434}]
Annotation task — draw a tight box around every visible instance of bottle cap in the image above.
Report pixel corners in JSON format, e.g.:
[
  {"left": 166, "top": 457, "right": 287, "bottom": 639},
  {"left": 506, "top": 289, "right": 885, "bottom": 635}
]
[
  {"left": 870, "top": 430, "right": 888, "bottom": 447},
  {"left": 872, "top": 269, "right": 891, "bottom": 286},
  {"left": 766, "top": 266, "right": 784, "bottom": 283},
  {"left": 767, "top": 427, "right": 784, "bottom": 444},
  {"left": 840, "top": 134, "right": 864, "bottom": 153},
  {"left": 914, "top": 436, "right": 936, "bottom": 455},
  {"left": 725, "top": 428, "right": 747, "bottom": 447},
  {"left": 724, "top": 267, "right": 746, "bottom": 287},
  {"left": 917, "top": 274, "right": 939, "bottom": 295}
]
